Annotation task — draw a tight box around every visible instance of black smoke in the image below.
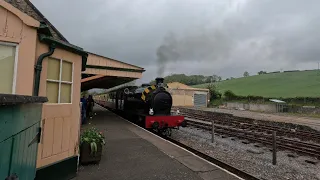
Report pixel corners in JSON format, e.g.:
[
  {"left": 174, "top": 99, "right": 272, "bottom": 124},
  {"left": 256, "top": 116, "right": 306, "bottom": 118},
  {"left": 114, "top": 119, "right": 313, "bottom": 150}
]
[
  {"left": 156, "top": 29, "right": 234, "bottom": 77},
  {"left": 156, "top": 33, "right": 180, "bottom": 77}
]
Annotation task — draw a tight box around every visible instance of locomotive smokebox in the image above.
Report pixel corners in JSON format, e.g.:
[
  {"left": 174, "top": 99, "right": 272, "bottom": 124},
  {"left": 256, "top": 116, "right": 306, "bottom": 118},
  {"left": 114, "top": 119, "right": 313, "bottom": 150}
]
[{"left": 155, "top": 77, "right": 164, "bottom": 86}]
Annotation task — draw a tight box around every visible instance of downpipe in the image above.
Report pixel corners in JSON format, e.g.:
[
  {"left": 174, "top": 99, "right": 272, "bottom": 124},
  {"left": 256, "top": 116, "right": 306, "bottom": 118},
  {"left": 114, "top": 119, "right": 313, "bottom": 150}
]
[{"left": 33, "top": 44, "right": 56, "bottom": 96}]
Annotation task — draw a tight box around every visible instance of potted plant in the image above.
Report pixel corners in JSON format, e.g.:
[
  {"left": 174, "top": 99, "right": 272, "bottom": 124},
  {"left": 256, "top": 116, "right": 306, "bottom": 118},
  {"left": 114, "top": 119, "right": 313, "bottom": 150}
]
[{"left": 80, "top": 127, "right": 105, "bottom": 164}]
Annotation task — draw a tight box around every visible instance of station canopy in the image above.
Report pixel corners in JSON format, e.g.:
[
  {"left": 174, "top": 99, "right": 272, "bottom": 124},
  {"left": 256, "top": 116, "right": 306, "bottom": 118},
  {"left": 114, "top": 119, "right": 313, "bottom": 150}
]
[{"left": 81, "top": 53, "right": 144, "bottom": 91}]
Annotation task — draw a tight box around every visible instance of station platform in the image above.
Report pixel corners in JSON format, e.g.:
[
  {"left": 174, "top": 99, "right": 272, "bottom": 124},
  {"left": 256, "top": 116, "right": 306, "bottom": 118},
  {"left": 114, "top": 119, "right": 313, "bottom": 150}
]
[{"left": 73, "top": 105, "right": 241, "bottom": 180}]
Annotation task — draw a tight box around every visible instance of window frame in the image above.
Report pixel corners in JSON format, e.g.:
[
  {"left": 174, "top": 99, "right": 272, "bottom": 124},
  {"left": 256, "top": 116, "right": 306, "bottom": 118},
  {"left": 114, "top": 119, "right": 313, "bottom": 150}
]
[
  {"left": 46, "top": 58, "right": 74, "bottom": 104},
  {"left": 0, "top": 41, "right": 19, "bottom": 94}
]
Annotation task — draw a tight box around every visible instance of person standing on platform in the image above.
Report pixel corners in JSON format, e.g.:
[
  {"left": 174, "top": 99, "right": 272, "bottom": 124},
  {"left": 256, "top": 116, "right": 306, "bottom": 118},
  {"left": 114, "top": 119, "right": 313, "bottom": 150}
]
[
  {"left": 87, "top": 95, "right": 95, "bottom": 118},
  {"left": 80, "top": 95, "right": 87, "bottom": 124}
]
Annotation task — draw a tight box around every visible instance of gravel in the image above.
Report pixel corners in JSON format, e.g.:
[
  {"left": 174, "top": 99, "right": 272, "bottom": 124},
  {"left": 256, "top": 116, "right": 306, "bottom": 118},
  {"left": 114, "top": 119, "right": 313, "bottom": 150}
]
[{"left": 172, "top": 127, "right": 320, "bottom": 180}]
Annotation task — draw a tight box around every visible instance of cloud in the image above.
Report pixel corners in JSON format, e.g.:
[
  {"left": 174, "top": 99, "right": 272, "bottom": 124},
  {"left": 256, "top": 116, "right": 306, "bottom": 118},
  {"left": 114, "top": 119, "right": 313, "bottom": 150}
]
[{"left": 32, "top": 0, "right": 320, "bottom": 83}]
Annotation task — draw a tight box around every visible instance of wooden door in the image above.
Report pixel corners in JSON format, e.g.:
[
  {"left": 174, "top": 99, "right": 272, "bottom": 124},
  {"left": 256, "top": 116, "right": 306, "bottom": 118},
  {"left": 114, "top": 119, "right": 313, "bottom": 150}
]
[{"left": 0, "top": 123, "right": 40, "bottom": 180}]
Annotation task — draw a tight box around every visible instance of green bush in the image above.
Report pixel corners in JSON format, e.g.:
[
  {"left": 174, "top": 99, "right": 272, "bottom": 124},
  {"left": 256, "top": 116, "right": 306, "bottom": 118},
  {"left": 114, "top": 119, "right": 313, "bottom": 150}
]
[
  {"left": 207, "top": 83, "right": 222, "bottom": 100},
  {"left": 209, "top": 99, "right": 224, "bottom": 107},
  {"left": 224, "top": 90, "right": 236, "bottom": 100}
]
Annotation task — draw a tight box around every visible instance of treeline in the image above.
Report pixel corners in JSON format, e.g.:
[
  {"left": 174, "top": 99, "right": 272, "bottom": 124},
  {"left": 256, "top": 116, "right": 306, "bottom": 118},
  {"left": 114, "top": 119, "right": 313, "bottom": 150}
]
[{"left": 151, "top": 74, "right": 222, "bottom": 85}]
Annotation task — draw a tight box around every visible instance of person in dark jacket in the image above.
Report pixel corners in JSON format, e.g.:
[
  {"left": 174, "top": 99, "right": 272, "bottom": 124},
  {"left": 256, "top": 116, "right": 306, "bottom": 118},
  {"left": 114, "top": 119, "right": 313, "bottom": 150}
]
[
  {"left": 80, "top": 95, "right": 87, "bottom": 124},
  {"left": 86, "top": 95, "right": 95, "bottom": 118}
]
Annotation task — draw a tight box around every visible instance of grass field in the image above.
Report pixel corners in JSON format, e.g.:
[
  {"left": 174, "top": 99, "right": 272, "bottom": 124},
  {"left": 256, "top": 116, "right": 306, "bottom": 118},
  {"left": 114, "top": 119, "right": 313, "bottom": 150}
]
[{"left": 193, "top": 70, "right": 320, "bottom": 98}]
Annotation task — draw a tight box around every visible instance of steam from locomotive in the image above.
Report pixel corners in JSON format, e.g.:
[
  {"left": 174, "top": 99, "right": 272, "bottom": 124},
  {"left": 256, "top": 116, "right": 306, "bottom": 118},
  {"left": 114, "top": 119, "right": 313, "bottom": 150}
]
[{"left": 156, "top": 33, "right": 180, "bottom": 77}]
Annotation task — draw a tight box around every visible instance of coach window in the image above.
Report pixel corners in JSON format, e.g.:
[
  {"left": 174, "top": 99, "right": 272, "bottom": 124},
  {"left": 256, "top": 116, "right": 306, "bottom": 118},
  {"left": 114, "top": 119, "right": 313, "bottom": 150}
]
[
  {"left": 46, "top": 57, "right": 73, "bottom": 103},
  {"left": 0, "top": 42, "right": 18, "bottom": 94}
]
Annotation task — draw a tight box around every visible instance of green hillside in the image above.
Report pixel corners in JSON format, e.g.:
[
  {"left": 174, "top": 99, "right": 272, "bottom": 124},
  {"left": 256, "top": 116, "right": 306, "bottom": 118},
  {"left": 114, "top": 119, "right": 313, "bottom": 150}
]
[{"left": 193, "top": 70, "right": 320, "bottom": 98}]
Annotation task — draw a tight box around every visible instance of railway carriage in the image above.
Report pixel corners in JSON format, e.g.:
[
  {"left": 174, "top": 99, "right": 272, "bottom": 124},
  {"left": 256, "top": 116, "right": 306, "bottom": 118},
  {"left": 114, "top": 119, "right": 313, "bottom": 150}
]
[{"left": 96, "top": 77, "right": 185, "bottom": 136}]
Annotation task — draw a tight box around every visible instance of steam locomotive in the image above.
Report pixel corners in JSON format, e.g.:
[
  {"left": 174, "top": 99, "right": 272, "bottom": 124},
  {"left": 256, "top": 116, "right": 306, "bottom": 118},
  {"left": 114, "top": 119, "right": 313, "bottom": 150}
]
[{"left": 96, "top": 77, "right": 185, "bottom": 136}]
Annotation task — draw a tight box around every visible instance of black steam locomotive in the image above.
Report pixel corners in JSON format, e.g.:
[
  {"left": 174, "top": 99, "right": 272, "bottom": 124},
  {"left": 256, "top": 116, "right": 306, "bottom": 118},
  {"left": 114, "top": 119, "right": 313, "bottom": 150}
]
[
  {"left": 123, "top": 77, "right": 172, "bottom": 115},
  {"left": 97, "top": 77, "right": 185, "bottom": 135}
]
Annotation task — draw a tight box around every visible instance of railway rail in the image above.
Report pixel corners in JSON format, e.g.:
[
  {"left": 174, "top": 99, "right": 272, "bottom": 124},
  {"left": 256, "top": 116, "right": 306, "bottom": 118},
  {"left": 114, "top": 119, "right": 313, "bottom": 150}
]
[
  {"left": 175, "top": 108, "right": 320, "bottom": 143},
  {"left": 185, "top": 118, "right": 320, "bottom": 159}
]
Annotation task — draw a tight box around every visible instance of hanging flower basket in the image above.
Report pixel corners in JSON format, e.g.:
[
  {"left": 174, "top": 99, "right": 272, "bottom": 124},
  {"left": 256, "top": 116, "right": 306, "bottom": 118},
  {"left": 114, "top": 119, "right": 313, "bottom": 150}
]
[{"left": 79, "top": 127, "right": 105, "bottom": 165}]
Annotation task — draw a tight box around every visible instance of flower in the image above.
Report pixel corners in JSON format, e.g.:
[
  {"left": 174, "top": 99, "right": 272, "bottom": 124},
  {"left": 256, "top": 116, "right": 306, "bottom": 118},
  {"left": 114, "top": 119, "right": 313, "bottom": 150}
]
[
  {"left": 80, "top": 127, "right": 106, "bottom": 155},
  {"left": 80, "top": 128, "right": 105, "bottom": 145}
]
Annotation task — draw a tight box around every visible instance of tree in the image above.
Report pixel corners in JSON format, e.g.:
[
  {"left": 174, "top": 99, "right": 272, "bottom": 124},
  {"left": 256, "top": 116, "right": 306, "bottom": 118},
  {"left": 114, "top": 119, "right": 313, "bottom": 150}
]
[
  {"left": 243, "top": 71, "right": 249, "bottom": 77},
  {"left": 212, "top": 75, "right": 219, "bottom": 82},
  {"left": 207, "top": 83, "right": 221, "bottom": 101},
  {"left": 218, "top": 76, "right": 222, "bottom": 81},
  {"left": 258, "top": 71, "right": 267, "bottom": 75},
  {"left": 224, "top": 90, "right": 236, "bottom": 100}
]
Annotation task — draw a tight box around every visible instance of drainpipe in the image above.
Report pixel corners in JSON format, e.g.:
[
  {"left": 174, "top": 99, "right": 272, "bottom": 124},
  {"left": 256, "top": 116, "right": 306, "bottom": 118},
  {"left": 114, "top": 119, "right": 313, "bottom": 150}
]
[{"left": 33, "top": 44, "right": 56, "bottom": 96}]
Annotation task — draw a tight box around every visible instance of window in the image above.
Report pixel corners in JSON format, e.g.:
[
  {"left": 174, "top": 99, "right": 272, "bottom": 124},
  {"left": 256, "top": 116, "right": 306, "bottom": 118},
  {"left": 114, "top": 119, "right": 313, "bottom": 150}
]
[
  {"left": 0, "top": 42, "right": 17, "bottom": 94},
  {"left": 46, "top": 58, "right": 73, "bottom": 103}
]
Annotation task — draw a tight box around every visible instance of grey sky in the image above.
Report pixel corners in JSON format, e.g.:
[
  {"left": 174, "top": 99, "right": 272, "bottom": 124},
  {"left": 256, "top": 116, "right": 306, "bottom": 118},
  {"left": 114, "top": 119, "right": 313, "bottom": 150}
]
[{"left": 32, "top": 0, "right": 320, "bottom": 83}]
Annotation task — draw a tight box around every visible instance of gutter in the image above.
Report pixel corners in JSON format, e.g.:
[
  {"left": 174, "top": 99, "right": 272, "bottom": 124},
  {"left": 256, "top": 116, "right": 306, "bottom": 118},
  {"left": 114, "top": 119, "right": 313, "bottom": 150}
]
[
  {"left": 38, "top": 34, "right": 88, "bottom": 71},
  {"left": 33, "top": 33, "right": 88, "bottom": 96}
]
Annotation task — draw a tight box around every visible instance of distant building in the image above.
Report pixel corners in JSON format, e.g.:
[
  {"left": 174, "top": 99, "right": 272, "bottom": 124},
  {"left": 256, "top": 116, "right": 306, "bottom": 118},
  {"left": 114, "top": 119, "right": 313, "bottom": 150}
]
[{"left": 167, "top": 82, "right": 209, "bottom": 107}]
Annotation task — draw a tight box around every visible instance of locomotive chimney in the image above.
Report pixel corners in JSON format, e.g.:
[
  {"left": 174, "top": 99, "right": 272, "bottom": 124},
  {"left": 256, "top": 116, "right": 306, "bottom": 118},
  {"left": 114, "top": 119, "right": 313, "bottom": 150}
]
[
  {"left": 155, "top": 77, "right": 164, "bottom": 86},
  {"left": 142, "top": 83, "right": 150, "bottom": 87}
]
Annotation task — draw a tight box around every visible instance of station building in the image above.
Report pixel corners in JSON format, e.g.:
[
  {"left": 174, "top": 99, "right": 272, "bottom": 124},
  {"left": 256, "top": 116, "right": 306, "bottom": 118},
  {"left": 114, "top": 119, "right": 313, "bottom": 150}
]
[
  {"left": 167, "top": 82, "right": 209, "bottom": 107},
  {"left": 0, "top": 1, "right": 143, "bottom": 179}
]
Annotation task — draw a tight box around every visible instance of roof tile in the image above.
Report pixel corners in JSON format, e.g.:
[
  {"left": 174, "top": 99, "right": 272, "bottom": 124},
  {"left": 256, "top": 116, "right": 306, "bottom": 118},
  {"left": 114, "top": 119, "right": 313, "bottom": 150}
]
[{"left": 4, "top": 0, "right": 68, "bottom": 42}]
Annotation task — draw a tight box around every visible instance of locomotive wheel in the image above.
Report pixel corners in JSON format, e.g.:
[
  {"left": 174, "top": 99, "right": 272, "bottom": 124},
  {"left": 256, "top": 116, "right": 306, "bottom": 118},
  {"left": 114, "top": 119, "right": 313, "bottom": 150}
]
[
  {"left": 160, "top": 128, "right": 172, "bottom": 137},
  {"left": 181, "top": 121, "right": 187, "bottom": 127},
  {"left": 161, "top": 130, "right": 166, "bottom": 136},
  {"left": 166, "top": 128, "right": 172, "bottom": 137}
]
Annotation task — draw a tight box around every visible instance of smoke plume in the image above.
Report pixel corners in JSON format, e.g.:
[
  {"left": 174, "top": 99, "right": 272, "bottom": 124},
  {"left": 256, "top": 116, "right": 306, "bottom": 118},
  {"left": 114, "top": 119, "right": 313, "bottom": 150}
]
[
  {"left": 156, "top": 29, "right": 234, "bottom": 77},
  {"left": 156, "top": 32, "right": 180, "bottom": 77}
]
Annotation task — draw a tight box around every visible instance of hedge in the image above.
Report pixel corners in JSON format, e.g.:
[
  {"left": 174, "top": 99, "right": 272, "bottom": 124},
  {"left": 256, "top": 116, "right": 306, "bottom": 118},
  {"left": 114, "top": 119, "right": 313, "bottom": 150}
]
[{"left": 223, "top": 91, "right": 320, "bottom": 104}]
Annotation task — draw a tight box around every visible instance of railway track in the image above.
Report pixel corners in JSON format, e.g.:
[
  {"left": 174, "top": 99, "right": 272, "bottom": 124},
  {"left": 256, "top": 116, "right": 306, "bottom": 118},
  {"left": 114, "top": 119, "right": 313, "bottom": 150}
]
[
  {"left": 177, "top": 109, "right": 320, "bottom": 143},
  {"left": 185, "top": 118, "right": 320, "bottom": 159}
]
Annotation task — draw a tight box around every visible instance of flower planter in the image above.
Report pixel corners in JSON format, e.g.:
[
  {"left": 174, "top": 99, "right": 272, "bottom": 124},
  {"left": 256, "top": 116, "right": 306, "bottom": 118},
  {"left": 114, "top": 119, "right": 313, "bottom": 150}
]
[
  {"left": 80, "top": 127, "right": 105, "bottom": 165},
  {"left": 79, "top": 142, "right": 103, "bottom": 165}
]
